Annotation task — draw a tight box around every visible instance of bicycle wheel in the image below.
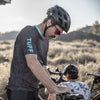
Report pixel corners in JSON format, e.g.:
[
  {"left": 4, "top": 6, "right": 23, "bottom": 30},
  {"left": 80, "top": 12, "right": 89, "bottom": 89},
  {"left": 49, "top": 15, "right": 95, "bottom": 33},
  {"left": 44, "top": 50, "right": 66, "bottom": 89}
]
[{"left": 93, "top": 93, "right": 100, "bottom": 100}]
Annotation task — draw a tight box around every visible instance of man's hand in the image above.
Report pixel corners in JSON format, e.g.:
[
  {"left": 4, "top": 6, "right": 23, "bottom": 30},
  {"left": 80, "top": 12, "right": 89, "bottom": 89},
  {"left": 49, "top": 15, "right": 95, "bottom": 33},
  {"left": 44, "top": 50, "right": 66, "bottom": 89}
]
[
  {"left": 48, "top": 93, "right": 56, "bottom": 100},
  {"left": 47, "top": 85, "right": 72, "bottom": 100},
  {"left": 45, "top": 85, "right": 72, "bottom": 95},
  {"left": 56, "top": 85, "right": 72, "bottom": 94}
]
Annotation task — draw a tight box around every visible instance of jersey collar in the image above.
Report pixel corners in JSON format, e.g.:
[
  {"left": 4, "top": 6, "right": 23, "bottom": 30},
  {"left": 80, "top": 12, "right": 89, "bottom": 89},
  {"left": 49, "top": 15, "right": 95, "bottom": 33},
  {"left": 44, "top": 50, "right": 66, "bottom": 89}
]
[{"left": 34, "top": 25, "right": 44, "bottom": 39}]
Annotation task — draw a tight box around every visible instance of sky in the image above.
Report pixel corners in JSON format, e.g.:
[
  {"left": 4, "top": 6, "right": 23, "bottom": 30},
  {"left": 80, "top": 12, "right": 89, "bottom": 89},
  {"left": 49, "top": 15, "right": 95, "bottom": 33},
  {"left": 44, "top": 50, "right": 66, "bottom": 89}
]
[{"left": 0, "top": 0, "right": 100, "bottom": 33}]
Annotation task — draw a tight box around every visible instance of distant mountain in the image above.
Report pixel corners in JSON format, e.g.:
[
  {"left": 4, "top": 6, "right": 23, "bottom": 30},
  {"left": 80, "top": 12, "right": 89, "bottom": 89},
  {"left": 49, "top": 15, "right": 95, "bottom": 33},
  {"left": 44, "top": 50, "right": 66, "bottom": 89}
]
[
  {"left": 0, "top": 31, "right": 18, "bottom": 40},
  {"left": 54, "top": 31, "right": 100, "bottom": 42},
  {"left": 77, "top": 25, "right": 93, "bottom": 33},
  {"left": 54, "top": 23, "right": 100, "bottom": 42}
]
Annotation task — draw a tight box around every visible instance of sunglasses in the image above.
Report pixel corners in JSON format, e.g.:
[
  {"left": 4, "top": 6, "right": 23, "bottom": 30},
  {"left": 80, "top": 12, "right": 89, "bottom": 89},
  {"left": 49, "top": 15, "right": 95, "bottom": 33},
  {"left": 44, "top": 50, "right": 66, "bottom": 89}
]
[{"left": 54, "top": 26, "right": 62, "bottom": 35}]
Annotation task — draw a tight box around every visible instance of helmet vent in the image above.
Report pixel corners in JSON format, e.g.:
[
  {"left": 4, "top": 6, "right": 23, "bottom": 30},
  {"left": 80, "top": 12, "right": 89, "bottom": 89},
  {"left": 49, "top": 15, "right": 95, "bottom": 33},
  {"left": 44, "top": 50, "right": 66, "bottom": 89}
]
[
  {"left": 64, "top": 15, "right": 67, "bottom": 20},
  {"left": 52, "top": 10, "right": 55, "bottom": 13},
  {"left": 58, "top": 11, "right": 62, "bottom": 17},
  {"left": 65, "top": 22, "right": 67, "bottom": 28},
  {"left": 58, "top": 18, "right": 63, "bottom": 24}
]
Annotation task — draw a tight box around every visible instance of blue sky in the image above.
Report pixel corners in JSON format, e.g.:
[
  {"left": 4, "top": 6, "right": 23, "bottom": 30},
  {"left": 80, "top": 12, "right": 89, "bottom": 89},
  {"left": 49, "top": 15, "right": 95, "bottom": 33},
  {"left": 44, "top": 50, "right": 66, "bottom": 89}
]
[{"left": 0, "top": 0, "right": 100, "bottom": 33}]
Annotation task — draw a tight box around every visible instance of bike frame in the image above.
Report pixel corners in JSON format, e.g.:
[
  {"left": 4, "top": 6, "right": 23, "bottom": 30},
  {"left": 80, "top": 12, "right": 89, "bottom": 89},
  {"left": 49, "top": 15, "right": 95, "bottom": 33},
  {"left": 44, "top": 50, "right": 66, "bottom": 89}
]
[{"left": 87, "top": 73, "right": 100, "bottom": 100}]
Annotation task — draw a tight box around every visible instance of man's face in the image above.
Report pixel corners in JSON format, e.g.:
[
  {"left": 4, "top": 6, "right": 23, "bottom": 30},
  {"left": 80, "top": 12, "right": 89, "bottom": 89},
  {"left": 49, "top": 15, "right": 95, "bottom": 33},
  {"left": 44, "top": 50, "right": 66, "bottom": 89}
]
[{"left": 45, "top": 20, "right": 63, "bottom": 39}]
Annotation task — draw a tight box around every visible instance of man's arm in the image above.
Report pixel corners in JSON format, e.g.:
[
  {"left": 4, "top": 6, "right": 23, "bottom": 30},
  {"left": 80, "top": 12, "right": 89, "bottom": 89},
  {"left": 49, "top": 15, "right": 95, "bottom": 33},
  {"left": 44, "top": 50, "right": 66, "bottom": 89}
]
[{"left": 25, "top": 55, "right": 71, "bottom": 94}]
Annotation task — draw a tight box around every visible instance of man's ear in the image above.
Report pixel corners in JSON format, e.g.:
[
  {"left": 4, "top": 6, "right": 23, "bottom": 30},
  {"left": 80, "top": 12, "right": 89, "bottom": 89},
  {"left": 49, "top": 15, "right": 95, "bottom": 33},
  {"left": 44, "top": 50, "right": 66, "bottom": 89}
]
[{"left": 47, "top": 19, "right": 52, "bottom": 26}]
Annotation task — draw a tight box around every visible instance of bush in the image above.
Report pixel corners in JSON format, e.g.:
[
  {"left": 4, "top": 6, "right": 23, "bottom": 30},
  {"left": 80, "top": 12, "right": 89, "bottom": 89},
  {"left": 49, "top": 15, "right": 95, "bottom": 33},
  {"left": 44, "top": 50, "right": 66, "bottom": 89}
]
[{"left": 74, "top": 53, "right": 96, "bottom": 64}]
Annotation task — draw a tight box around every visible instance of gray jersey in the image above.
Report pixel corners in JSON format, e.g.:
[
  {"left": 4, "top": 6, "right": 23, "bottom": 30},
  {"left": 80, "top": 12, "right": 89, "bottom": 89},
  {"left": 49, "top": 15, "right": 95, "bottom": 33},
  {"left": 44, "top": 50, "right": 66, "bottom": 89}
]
[
  {"left": 59, "top": 81, "right": 90, "bottom": 100},
  {"left": 7, "top": 25, "right": 49, "bottom": 91}
]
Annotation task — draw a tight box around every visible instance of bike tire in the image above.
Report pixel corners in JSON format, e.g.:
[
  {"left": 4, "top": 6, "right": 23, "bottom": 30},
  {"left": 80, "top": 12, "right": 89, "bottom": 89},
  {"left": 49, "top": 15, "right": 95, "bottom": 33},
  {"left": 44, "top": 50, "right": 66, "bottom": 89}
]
[{"left": 93, "top": 93, "right": 100, "bottom": 100}]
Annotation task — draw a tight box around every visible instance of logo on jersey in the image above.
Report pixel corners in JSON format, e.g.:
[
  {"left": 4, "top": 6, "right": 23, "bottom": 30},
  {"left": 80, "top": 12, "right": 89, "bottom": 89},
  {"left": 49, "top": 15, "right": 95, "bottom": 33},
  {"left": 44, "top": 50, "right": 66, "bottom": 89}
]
[{"left": 27, "top": 38, "right": 34, "bottom": 53}]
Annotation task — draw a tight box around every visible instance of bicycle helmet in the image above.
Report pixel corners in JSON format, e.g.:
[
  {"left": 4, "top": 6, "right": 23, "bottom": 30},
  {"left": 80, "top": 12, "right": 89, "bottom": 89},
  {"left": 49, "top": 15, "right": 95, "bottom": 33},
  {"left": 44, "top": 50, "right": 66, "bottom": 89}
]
[
  {"left": 47, "top": 5, "right": 71, "bottom": 33},
  {"left": 64, "top": 64, "right": 78, "bottom": 75}
]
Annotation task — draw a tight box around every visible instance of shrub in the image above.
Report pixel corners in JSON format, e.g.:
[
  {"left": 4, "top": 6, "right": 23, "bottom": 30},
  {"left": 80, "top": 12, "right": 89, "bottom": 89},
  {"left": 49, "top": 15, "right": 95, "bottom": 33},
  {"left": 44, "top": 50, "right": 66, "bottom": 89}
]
[{"left": 73, "top": 53, "right": 96, "bottom": 64}]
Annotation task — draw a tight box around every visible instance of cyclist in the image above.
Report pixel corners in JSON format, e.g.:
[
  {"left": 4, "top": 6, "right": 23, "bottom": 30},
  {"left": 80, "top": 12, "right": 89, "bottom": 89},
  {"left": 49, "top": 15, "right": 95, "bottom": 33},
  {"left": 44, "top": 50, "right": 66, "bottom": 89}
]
[
  {"left": 6, "top": 5, "right": 71, "bottom": 100},
  {"left": 48, "top": 64, "right": 90, "bottom": 100}
]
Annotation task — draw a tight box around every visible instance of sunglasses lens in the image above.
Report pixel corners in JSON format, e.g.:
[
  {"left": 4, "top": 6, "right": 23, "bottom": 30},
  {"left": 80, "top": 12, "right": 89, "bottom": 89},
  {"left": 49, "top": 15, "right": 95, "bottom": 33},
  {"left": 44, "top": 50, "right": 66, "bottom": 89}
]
[{"left": 55, "top": 30, "right": 62, "bottom": 35}]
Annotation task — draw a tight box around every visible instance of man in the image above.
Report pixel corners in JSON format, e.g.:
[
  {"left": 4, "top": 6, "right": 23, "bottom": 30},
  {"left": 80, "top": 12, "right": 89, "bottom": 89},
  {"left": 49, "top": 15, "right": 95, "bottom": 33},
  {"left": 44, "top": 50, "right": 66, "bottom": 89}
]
[
  {"left": 48, "top": 64, "right": 90, "bottom": 100},
  {"left": 6, "top": 5, "right": 71, "bottom": 100}
]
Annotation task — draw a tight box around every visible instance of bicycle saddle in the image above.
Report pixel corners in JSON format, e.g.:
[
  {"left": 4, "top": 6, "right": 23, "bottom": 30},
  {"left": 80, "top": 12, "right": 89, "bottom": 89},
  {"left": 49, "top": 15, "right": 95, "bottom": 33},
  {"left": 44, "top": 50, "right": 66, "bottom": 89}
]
[{"left": 65, "top": 94, "right": 84, "bottom": 100}]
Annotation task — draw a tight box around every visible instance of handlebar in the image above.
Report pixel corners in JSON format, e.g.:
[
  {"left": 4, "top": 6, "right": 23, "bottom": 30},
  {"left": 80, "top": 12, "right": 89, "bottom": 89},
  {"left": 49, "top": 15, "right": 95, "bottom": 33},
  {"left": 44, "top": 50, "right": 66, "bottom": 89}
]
[
  {"left": 47, "top": 68, "right": 63, "bottom": 76},
  {"left": 47, "top": 68, "right": 67, "bottom": 84},
  {"left": 39, "top": 68, "right": 66, "bottom": 89},
  {"left": 86, "top": 73, "right": 100, "bottom": 91},
  {"left": 63, "top": 93, "right": 84, "bottom": 100},
  {"left": 57, "top": 93, "right": 84, "bottom": 100},
  {"left": 86, "top": 73, "right": 100, "bottom": 77}
]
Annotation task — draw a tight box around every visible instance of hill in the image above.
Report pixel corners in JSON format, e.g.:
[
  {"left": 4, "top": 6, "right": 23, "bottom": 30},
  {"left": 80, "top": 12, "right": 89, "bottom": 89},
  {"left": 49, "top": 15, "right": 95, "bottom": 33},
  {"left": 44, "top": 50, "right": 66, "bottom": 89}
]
[
  {"left": 54, "top": 22, "right": 100, "bottom": 42},
  {"left": 54, "top": 31, "right": 100, "bottom": 42},
  {"left": 0, "top": 22, "right": 100, "bottom": 42},
  {"left": 0, "top": 31, "right": 18, "bottom": 41}
]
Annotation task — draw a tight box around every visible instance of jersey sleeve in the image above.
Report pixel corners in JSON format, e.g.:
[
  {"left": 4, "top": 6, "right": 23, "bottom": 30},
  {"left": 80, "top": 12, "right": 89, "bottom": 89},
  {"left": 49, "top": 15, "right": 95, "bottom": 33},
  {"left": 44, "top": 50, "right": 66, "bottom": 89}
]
[{"left": 19, "top": 26, "right": 37, "bottom": 56}]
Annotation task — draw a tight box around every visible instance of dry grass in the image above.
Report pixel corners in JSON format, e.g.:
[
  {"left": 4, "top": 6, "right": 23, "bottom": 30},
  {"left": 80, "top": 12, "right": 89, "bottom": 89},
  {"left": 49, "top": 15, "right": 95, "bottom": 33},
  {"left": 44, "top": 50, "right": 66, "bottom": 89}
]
[
  {"left": 48, "top": 40, "right": 100, "bottom": 65},
  {"left": 0, "top": 40, "right": 100, "bottom": 99},
  {"left": 0, "top": 41, "right": 14, "bottom": 99}
]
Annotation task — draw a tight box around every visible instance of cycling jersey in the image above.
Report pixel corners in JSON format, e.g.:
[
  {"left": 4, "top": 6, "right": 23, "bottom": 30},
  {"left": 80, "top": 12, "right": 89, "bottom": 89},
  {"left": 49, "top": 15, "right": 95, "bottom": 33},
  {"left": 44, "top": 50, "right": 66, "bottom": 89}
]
[
  {"left": 6, "top": 25, "right": 49, "bottom": 91},
  {"left": 59, "top": 81, "right": 90, "bottom": 100}
]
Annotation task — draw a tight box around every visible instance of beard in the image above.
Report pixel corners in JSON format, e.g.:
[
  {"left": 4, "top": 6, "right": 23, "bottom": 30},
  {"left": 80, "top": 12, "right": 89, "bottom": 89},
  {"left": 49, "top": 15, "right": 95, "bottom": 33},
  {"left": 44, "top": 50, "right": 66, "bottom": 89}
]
[{"left": 49, "top": 35, "right": 56, "bottom": 39}]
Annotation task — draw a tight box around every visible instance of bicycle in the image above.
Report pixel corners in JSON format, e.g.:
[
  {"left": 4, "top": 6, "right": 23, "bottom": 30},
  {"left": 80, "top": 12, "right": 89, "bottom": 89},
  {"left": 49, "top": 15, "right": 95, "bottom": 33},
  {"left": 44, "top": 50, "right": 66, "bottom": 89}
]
[
  {"left": 38, "top": 68, "right": 100, "bottom": 100},
  {"left": 86, "top": 73, "right": 100, "bottom": 100},
  {"left": 38, "top": 68, "right": 84, "bottom": 100}
]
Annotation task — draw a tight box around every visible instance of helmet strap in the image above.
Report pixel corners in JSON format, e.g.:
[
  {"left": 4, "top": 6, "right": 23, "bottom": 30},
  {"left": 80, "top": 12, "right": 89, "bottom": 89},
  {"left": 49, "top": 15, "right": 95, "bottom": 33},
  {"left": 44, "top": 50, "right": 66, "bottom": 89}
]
[
  {"left": 43, "top": 18, "right": 56, "bottom": 36},
  {"left": 44, "top": 23, "right": 47, "bottom": 36}
]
